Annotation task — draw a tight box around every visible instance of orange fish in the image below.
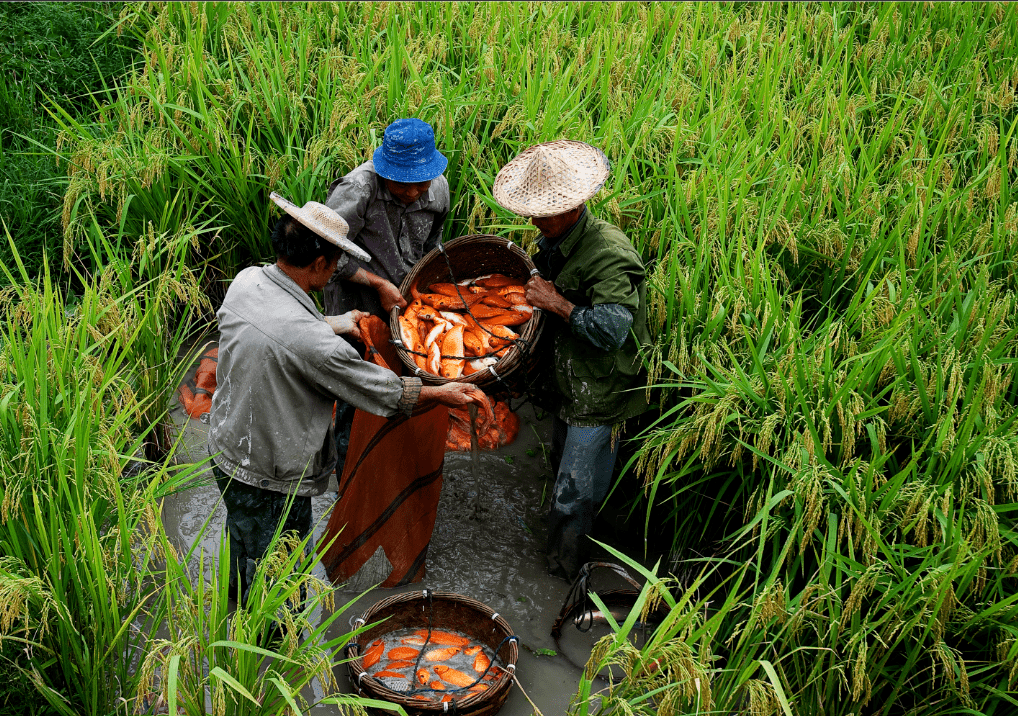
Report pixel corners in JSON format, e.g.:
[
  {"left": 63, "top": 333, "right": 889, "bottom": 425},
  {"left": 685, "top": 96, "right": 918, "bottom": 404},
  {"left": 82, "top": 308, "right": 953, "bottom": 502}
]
[
  {"left": 464, "top": 645, "right": 482, "bottom": 656},
  {"left": 429, "top": 680, "right": 446, "bottom": 690},
  {"left": 440, "top": 326, "right": 465, "bottom": 379},
  {"left": 462, "top": 328, "right": 486, "bottom": 356},
  {"left": 416, "top": 668, "right": 430, "bottom": 684},
  {"left": 420, "top": 292, "right": 484, "bottom": 310},
  {"left": 401, "top": 635, "right": 427, "bottom": 645},
  {"left": 469, "top": 684, "right": 489, "bottom": 693},
  {"left": 425, "top": 646, "right": 462, "bottom": 662},
  {"left": 373, "top": 670, "right": 408, "bottom": 679},
  {"left": 478, "top": 274, "right": 523, "bottom": 288},
  {"left": 442, "top": 695, "right": 453, "bottom": 703},
  {"left": 481, "top": 294, "right": 513, "bottom": 309},
  {"left": 466, "top": 303, "right": 510, "bottom": 319},
  {"left": 428, "top": 283, "right": 463, "bottom": 297},
  {"left": 480, "top": 310, "right": 528, "bottom": 327},
  {"left": 387, "top": 660, "right": 415, "bottom": 670},
  {"left": 473, "top": 652, "right": 491, "bottom": 673},
  {"left": 427, "top": 341, "right": 442, "bottom": 375},
  {"left": 437, "top": 667, "right": 477, "bottom": 688},
  {"left": 507, "top": 292, "right": 530, "bottom": 305},
  {"left": 362, "top": 640, "right": 384, "bottom": 669},
  {"left": 388, "top": 646, "right": 420, "bottom": 661}
]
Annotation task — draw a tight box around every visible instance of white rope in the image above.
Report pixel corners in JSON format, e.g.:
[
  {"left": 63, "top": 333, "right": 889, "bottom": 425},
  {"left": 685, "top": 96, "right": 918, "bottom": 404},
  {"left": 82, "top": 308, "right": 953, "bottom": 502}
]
[
  {"left": 491, "top": 613, "right": 499, "bottom": 621},
  {"left": 488, "top": 366, "right": 499, "bottom": 379},
  {"left": 506, "top": 240, "right": 515, "bottom": 251},
  {"left": 392, "top": 339, "right": 404, "bottom": 347},
  {"left": 530, "top": 267, "right": 540, "bottom": 276}
]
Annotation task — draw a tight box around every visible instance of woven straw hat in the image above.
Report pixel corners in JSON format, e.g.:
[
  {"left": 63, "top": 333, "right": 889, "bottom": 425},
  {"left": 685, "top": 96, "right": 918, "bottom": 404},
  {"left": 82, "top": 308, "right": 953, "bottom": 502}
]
[
  {"left": 493, "top": 140, "right": 610, "bottom": 217},
  {"left": 269, "top": 192, "right": 371, "bottom": 262}
]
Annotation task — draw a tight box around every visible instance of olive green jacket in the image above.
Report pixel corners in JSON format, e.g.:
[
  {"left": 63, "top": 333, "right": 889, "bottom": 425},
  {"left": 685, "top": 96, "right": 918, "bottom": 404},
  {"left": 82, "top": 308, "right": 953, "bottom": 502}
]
[{"left": 534, "top": 210, "right": 650, "bottom": 427}]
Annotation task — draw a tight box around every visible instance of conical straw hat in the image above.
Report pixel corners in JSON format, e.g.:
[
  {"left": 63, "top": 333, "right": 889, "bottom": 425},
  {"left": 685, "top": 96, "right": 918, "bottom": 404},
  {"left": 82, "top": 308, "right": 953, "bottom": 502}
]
[
  {"left": 269, "top": 192, "right": 371, "bottom": 262},
  {"left": 493, "top": 140, "right": 610, "bottom": 217}
]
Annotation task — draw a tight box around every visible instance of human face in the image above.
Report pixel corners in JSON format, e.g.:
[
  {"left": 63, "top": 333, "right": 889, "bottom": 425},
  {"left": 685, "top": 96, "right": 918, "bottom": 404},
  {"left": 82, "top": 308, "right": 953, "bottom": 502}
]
[
  {"left": 308, "top": 252, "right": 341, "bottom": 293},
  {"left": 384, "top": 178, "right": 432, "bottom": 205},
  {"left": 530, "top": 205, "right": 583, "bottom": 240}
]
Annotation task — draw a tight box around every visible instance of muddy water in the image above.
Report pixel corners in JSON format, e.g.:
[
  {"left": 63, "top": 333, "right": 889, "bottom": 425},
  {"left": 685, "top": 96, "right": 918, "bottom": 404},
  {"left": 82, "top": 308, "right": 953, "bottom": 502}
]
[{"left": 162, "top": 352, "right": 631, "bottom": 715}]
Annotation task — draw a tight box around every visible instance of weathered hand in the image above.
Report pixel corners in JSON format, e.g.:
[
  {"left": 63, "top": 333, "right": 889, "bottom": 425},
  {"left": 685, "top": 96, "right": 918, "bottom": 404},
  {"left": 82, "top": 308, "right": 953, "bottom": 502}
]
[
  {"left": 325, "top": 310, "right": 368, "bottom": 339},
  {"left": 525, "top": 276, "right": 575, "bottom": 321},
  {"left": 422, "top": 382, "right": 487, "bottom": 408},
  {"left": 376, "top": 280, "right": 408, "bottom": 312}
]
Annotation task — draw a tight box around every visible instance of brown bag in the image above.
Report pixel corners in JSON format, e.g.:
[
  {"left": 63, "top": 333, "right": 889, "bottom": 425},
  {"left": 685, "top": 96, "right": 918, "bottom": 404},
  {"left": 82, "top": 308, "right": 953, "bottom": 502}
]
[{"left": 319, "top": 316, "right": 450, "bottom": 588}]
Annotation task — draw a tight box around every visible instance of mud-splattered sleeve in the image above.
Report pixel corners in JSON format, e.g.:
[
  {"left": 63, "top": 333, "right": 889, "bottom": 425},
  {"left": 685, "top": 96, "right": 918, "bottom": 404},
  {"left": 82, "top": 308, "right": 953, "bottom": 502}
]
[{"left": 569, "top": 304, "right": 633, "bottom": 351}]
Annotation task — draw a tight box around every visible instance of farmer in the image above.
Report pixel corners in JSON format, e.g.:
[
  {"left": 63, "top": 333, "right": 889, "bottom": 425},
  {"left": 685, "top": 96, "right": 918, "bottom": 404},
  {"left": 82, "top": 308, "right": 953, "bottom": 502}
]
[
  {"left": 493, "top": 140, "right": 650, "bottom": 581},
  {"left": 323, "top": 117, "right": 450, "bottom": 471},
  {"left": 323, "top": 117, "right": 450, "bottom": 321},
  {"left": 208, "top": 193, "right": 482, "bottom": 606}
]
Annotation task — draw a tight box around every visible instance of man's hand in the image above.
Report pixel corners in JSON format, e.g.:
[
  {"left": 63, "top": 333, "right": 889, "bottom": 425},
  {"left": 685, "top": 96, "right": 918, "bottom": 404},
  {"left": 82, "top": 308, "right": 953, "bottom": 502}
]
[
  {"left": 420, "top": 382, "right": 487, "bottom": 408},
  {"left": 350, "top": 268, "right": 408, "bottom": 312},
  {"left": 375, "top": 279, "right": 408, "bottom": 312},
  {"left": 325, "top": 310, "right": 369, "bottom": 339},
  {"left": 526, "top": 276, "right": 575, "bottom": 322}
]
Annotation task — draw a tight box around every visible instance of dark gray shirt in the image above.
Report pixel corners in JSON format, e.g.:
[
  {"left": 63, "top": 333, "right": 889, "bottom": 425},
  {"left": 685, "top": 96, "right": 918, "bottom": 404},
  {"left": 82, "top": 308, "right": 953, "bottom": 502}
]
[{"left": 324, "top": 160, "right": 450, "bottom": 318}]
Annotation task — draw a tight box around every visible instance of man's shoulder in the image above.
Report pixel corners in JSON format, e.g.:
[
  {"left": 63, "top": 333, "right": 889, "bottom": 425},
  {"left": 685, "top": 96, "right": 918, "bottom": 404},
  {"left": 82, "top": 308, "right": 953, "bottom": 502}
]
[
  {"left": 581, "top": 216, "right": 639, "bottom": 259},
  {"left": 427, "top": 174, "right": 450, "bottom": 211},
  {"left": 326, "top": 161, "right": 378, "bottom": 207}
]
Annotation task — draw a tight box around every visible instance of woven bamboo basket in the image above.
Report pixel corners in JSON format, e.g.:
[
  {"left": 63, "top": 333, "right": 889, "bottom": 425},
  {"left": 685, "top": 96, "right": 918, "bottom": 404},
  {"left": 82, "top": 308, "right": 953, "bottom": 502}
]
[
  {"left": 390, "top": 234, "right": 544, "bottom": 395},
  {"left": 347, "top": 590, "right": 519, "bottom": 716}
]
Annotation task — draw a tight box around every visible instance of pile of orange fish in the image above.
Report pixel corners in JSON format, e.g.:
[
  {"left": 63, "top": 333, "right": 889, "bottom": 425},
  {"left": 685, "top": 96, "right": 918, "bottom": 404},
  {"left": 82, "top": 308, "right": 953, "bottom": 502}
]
[
  {"left": 361, "top": 628, "right": 503, "bottom": 703},
  {"left": 446, "top": 394, "right": 520, "bottom": 451},
  {"left": 397, "top": 274, "right": 534, "bottom": 379}
]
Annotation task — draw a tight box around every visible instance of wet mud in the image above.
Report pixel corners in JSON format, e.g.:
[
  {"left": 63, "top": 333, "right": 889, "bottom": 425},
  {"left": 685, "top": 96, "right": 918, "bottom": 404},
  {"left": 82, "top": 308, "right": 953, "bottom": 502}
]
[{"left": 162, "top": 345, "right": 639, "bottom": 715}]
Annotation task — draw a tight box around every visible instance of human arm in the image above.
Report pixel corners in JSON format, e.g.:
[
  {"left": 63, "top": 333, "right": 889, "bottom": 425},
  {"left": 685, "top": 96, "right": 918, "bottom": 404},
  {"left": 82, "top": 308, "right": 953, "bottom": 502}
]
[
  {"left": 346, "top": 267, "right": 407, "bottom": 312},
  {"left": 325, "top": 171, "right": 372, "bottom": 280},
  {"left": 324, "top": 310, "right": 369, "bottom": 341}
]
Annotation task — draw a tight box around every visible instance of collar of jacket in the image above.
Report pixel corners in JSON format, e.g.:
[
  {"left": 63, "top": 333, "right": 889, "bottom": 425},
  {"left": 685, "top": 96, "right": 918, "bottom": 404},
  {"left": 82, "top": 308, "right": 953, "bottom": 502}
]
[
  {"left": 538, "top": 205, "right": 590, "bottom": 258},
  {"left": 375, "top": 171, "right": 436, "bottom": 210},
  {"left": 265, "top": 263, "right": 326, "bottom": 320}
]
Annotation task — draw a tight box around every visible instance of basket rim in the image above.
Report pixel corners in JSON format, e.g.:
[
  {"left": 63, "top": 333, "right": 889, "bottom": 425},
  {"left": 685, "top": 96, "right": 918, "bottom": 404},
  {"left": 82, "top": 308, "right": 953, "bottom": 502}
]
[
  {"left": 390, "top": 235, "right": 544, "bottom": 388},
  {"left": 347, "top": 590, "right": 519, "bottom": 711}
]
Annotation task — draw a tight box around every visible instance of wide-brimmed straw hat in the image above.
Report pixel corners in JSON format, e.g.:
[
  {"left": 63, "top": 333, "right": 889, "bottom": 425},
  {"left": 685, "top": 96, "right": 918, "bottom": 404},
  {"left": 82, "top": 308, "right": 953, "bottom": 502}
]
[
  {"left": 372, "top": 118, "right": 448, "bottom": 184},
  {"left": 493, "top": 140, "right": 611, "bottom": 218},
  {"left": 269, "top": 192, "right": 371, "bottom": 262}
]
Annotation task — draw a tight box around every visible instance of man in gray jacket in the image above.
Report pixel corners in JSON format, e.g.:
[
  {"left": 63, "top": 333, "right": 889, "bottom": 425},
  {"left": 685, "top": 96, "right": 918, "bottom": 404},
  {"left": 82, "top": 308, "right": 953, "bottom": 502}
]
[{"left": 208, "top": 195, "right": 480, "bottom": 606}]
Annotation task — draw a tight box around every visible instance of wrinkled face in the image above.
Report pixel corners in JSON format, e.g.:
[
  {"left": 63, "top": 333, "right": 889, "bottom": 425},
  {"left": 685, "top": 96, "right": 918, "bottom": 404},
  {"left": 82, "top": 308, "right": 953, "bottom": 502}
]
[
  {"left": 384, "top": 178, "right": 432, "bottom": 205},
  {"left": 530, "top": 205, "right": 583, "bottom": 239}
]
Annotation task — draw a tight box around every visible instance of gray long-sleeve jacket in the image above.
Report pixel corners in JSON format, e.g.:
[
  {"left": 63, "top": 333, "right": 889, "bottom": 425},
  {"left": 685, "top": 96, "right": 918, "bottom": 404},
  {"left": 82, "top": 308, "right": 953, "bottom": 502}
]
[
  {"left": 208, "top": 264, "right": 421, "bottom": 497},
  {"left": 323, "top": 160, "right": 449, "bottom": 318}
]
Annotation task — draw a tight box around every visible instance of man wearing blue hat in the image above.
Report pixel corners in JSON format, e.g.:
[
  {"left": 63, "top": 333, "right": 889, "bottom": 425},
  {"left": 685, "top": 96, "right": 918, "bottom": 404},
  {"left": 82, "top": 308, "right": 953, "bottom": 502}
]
[
  {"left": 323, "top": 118, "right": 450, "bottom": 321},
  {"left": 323, "top": 118, "right": 450, "bottom": 472}
]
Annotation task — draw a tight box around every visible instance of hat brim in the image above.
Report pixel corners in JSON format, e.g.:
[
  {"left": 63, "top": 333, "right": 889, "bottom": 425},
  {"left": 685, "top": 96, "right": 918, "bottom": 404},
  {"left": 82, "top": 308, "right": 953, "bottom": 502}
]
[
  {"left": 372, "top": 147, "right": 448, "bottom": 183},
  {"left": 493, "top": 141, "right": 610, "bottom": 218},
  {"left": 269, "top": 193, "right": 370, "bottom": 262}
]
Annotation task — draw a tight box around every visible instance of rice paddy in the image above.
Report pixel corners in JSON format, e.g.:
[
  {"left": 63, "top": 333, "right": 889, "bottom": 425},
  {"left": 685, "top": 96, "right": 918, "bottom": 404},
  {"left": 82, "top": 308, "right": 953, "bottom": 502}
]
[{"left": 3, "top": 2, "right": 1018, "bottom": 714}]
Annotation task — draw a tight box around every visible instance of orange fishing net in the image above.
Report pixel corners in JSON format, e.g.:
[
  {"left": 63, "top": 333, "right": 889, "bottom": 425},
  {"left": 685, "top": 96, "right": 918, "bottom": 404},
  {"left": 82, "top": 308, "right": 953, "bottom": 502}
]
[
  {"left": 319, "top": 316, "right": 451, "bottom": 588},
  {"left": 176, "top": 346, "right": 219, "bottom": 418},
  {"left": 446, "top": 397, "right": 519, "bottom": 451}
]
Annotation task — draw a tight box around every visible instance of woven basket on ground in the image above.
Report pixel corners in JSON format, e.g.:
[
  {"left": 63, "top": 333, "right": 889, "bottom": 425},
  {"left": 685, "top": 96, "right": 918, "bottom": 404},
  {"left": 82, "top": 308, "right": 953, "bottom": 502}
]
[
  {"left": 390, "top": 234, "right": 544, "bottom": 395},
  {"left": 347, "top": 590, "right": 519, "bottom": 716}
]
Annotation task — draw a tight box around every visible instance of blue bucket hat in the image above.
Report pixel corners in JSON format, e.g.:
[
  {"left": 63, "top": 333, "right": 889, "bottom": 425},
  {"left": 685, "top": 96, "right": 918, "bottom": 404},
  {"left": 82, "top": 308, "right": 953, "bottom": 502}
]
[{"left": 372, "top": 118, "right": 448, "bottom": 184}]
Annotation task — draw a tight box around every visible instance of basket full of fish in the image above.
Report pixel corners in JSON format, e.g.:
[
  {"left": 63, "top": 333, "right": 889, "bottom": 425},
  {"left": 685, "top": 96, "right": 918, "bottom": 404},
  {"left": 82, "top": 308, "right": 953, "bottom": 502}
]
[
  {"left": 390, "top": 234, "right": 544, "bottom": 394},
  {"left": 347, "top": 590, "right": 519, "bottom": 715}
]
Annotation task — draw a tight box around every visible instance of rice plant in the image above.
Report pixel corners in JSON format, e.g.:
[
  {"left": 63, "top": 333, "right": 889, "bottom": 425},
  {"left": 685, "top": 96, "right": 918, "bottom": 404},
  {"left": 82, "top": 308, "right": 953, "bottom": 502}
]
[{"left": 44, "top": 2, "right": 1018, "bottom": 713}]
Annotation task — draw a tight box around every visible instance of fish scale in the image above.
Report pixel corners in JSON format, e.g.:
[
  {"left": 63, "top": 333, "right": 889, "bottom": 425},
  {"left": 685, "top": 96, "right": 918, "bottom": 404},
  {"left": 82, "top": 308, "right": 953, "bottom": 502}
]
[{"left": 365, "top": 627, "right": 498, "bottom": 702}]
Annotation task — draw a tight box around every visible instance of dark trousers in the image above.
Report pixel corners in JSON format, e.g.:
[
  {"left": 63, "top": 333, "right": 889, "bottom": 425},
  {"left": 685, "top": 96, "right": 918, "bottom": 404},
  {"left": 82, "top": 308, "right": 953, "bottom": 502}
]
[
  {"left": 546, "top": 416, "right": 620, "bottom": 580},
  {"left": 212, "top": 463, "right": 312, "bottom": 606}
]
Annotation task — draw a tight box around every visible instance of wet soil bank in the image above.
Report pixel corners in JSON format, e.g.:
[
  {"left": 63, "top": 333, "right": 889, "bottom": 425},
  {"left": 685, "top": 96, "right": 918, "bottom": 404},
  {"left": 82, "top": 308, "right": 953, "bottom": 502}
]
[{"left": 163, "top": 345, "right": 652, "bottom": 715}]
